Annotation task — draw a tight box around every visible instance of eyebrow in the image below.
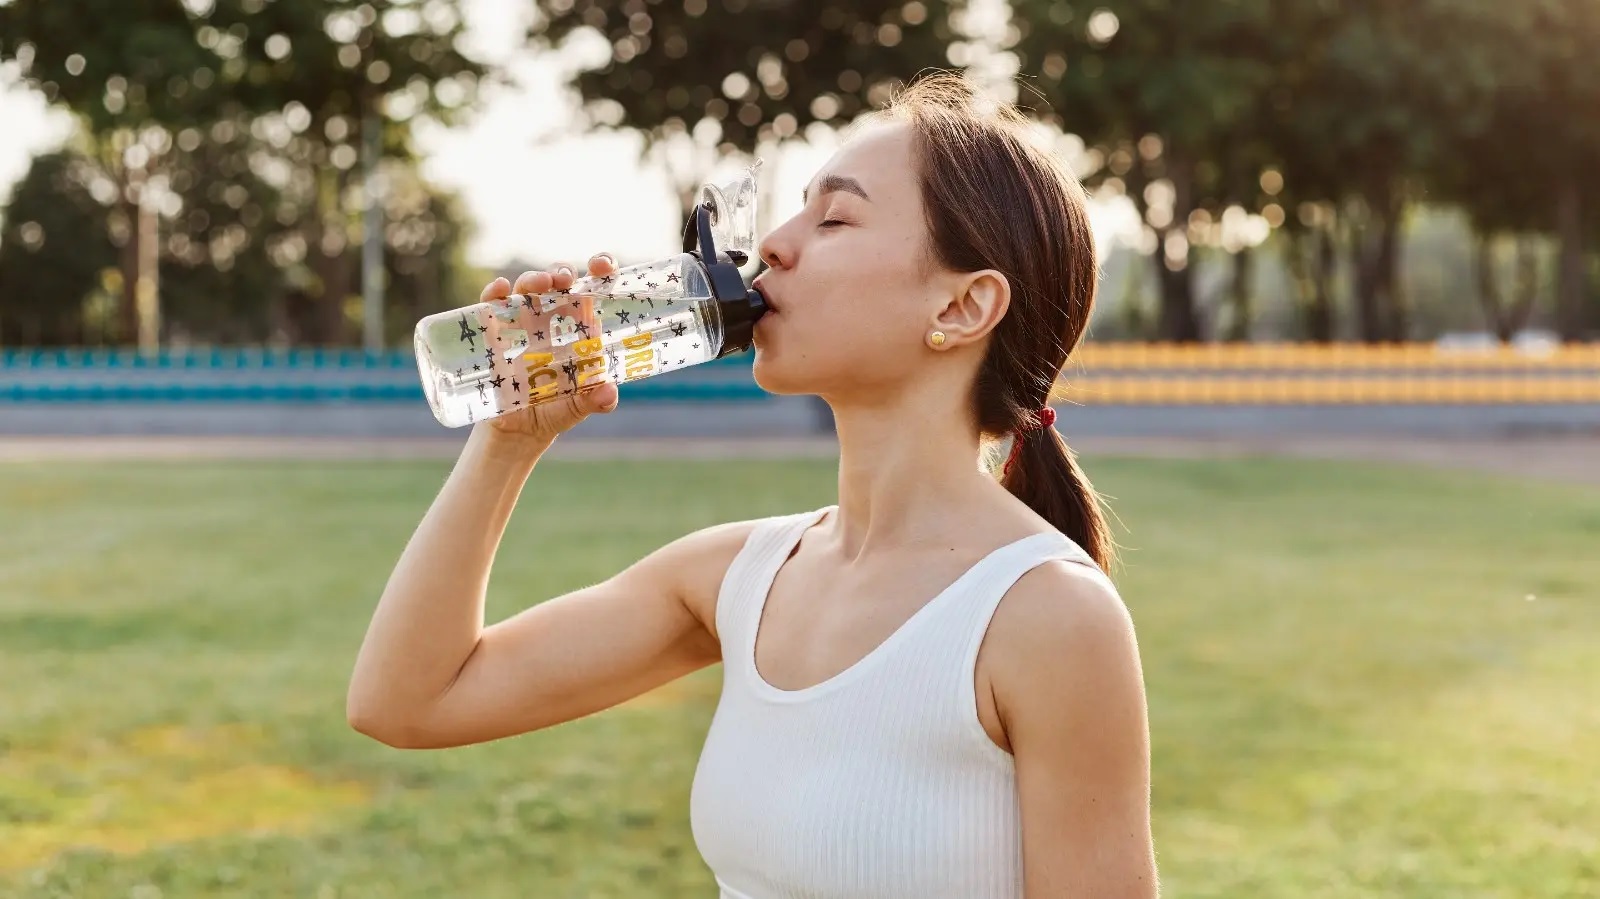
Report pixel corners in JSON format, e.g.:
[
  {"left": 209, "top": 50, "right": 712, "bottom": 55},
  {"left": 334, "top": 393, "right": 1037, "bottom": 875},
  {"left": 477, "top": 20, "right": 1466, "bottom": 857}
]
[{"left": 802, "top": 174, "right": 871, "bottom": 204}]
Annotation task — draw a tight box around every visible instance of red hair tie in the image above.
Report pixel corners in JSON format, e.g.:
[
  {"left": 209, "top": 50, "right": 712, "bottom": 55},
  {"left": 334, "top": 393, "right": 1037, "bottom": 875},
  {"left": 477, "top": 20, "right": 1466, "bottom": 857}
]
[{"left": 1002, "top": 406, "right": 1056, "bottom": 475}]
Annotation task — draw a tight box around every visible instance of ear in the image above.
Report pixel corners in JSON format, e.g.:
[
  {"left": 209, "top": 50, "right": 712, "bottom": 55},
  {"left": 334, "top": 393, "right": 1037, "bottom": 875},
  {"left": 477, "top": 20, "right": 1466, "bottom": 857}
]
[{"left": 927, "top": 269, "right": 1011, "bottom": 348}]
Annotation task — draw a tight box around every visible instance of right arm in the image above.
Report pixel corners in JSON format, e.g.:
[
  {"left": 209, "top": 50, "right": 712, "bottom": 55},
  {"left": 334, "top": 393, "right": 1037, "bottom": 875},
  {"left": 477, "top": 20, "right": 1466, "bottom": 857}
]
[{"left": 346, "top": 260, "right": 758, "bottom": 750}]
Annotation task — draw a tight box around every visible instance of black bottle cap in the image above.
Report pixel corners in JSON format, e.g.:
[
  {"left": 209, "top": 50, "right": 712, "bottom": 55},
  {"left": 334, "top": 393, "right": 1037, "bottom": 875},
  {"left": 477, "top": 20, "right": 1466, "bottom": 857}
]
[{"left": 687, "top": 203, "right": 768, "bottom": 359}]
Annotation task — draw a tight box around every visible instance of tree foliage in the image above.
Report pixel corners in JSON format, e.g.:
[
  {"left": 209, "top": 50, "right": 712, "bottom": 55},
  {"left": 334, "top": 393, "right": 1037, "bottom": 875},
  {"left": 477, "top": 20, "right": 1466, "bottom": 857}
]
[
  {"left": 529, "top": 0, "right": 963, "bottom": 214},
  {"left": 0, "top": 152, "right": 119, "bottom": 344},
  {"left": 0, "top": 0, "right": 483, "bottom": 345},
  {"left": 2, "top": 0, "right": 1597, "bottom": 345}
]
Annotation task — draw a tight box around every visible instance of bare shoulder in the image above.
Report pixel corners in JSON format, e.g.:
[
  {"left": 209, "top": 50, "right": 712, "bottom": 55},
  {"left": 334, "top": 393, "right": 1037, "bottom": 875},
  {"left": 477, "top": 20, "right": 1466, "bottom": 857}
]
[
  {"left": 994, "top": 559, "right": 1133, "bottom": 650},
  {"left": 985, "top": 558, "right": 1143, "bottom": 730},
  {"left": 635, "top": 512, "right": 785, "bottom": 644},
  {"left": 987, "top": 562, "right": 1157, "bottom": 897}
]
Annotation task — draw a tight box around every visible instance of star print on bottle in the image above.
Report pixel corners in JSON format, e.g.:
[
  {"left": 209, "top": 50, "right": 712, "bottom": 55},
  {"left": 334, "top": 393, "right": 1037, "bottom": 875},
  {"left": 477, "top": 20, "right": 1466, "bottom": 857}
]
[{"left": 415, "top": 201, "right": 766, "bottom": 427}]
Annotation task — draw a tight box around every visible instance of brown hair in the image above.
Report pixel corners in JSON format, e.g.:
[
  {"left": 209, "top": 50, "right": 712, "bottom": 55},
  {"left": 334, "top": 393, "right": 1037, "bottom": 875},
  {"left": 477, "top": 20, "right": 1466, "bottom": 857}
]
[{"left": 873, "top": 72, "right": 1115, "bottom": 569}]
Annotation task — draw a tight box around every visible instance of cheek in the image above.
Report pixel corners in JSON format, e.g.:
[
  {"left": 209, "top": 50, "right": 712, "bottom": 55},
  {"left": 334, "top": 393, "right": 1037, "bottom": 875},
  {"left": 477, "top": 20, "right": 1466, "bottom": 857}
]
[{"left": 762, "top": 303, "right": 920, "bottom": 383}]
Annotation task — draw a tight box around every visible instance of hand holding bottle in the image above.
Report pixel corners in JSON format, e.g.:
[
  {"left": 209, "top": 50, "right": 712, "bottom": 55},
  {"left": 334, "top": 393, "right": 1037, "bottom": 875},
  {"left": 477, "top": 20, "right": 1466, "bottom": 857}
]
[
  {"left": 478, "top": 252, "right": 621, "bottom": 446},
  {"left": 411, "top": 164, "right": 768, "bottom": 432}
]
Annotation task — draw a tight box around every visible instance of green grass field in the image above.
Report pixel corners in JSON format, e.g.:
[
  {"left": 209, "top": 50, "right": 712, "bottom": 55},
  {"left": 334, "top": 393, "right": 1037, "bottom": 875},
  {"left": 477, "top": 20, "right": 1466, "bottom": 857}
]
[{"left": 2, "top": 451, "right": 1596, "bottom": 898}]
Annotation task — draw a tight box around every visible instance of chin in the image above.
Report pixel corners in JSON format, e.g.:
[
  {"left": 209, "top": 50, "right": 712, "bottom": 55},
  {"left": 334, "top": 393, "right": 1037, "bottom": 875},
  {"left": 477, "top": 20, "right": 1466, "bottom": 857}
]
[{"left": 750, "top": 343, "right": 809, "bottom": 397}]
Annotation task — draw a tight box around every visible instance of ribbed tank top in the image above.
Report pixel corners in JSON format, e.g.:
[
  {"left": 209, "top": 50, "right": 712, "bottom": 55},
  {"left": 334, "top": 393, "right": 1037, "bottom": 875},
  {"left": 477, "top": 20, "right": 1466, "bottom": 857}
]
[{"left": 689, "top": 505, "right": 1100, "bottom": 899}]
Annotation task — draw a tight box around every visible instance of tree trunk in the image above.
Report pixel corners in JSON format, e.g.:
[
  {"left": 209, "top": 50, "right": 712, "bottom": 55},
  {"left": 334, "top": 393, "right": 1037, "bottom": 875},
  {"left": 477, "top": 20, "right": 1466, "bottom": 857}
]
[
  {"left": 1284, "top": 227, "right": 1333, "bottom": 343},
  {"left": 1509, "top": 237, "right": 1540, "bottom": 340},
  {"left": 1352, "top": 193, "right": 1405, "bottom": 342},
  {"left": 1378, "top": 205, "right": 1405, "bottom": 340},
  {"left": 1311, "top": 223, "right": 1336, "bottom": 342},
  {"left": 1223, "top": 245, "right": 1252, "bottom": 342},
  {"left": 118, "top": 202, "right": 140, "bottom": 344},
  {"left": 1155, "top": 149, "right": 1201, "bottom": 342},
  {"left": 1554, "top": 176, "right": 1586, "bottom": 341},
  {"left": 306, "top": 164, "right": 352, "bottom": 345},
  {"left": 1475, "top": 233, "right": 1510, "bottom": 342},
  {"left": 135, "top": 192, "right": 160, "bottom": 352},
  {"left": 414, "top": 247, "right": 439, "bottom": 330}
]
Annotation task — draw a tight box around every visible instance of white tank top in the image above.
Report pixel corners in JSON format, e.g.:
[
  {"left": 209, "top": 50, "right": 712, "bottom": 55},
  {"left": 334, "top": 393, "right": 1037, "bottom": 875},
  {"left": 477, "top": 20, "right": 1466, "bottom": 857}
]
[{"left": 689, "top": 505, "right": 1101, "bottom": 899}]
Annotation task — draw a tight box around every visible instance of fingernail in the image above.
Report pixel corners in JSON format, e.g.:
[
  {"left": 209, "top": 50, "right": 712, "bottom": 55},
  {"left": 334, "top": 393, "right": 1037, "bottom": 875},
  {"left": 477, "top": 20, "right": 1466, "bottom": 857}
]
[
  {"left": 555, "top": 265, "right": 573, "bottom": 278},
  {"left": 598, "top": 253, "right": 615, "bottom": 267}
]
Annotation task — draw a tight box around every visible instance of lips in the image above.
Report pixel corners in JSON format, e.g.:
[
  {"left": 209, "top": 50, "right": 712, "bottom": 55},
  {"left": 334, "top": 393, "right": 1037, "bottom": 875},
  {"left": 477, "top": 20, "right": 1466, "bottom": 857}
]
[{"left": 752, "top": 276, "right": 780, "bottom": 314}]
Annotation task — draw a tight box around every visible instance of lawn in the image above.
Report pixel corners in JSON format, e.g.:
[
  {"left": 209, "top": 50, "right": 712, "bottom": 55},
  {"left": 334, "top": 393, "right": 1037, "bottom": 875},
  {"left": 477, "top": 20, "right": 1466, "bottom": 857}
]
[{"left": 1, "top": 451, "right": 1596, "bottom": 898}]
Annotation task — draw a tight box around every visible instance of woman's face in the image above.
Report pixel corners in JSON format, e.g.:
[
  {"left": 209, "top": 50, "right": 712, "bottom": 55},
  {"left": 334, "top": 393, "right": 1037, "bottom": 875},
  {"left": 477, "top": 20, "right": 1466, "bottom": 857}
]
[{"left": 751, "top": 120, "right": 959, "bottom": 401}]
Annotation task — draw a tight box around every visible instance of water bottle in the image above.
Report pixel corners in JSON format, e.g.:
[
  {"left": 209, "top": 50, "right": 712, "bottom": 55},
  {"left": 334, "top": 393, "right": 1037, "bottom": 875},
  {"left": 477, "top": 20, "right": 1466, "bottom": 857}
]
[{"left": 412, "top": 164, "right": 770, "bottom": 428}]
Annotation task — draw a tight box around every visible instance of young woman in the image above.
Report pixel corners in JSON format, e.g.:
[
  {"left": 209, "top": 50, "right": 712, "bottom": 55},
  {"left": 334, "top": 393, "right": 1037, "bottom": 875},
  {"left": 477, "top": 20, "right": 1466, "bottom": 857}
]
[{"left": 349, "top": 73, "right": 1158, "bottom": 898}]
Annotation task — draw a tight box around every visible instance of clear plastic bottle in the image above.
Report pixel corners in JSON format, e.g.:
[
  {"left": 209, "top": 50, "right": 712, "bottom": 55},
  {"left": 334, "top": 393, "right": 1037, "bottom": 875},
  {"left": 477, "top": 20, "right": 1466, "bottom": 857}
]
[{"left": 412, "top": 166, "right": 769, "bottom": 428}]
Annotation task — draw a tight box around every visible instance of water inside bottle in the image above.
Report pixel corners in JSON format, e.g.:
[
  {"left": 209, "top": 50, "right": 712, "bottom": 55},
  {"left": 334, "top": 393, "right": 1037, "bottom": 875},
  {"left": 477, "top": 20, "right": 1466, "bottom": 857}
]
[{"left": 415, "top": 255, "right": 725, "bottom": 427}]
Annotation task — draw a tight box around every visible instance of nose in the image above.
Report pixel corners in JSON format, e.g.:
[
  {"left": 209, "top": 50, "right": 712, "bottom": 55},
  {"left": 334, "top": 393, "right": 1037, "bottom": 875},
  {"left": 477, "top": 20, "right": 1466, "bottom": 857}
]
[{"left": 758, "top": 226, "right": 791, "bottom": 271}]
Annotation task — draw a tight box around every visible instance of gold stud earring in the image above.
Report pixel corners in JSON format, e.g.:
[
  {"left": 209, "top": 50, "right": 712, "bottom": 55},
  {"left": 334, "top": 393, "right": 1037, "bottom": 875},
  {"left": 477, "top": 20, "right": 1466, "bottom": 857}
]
[{"left": 929, "top": 331, "right": 947, "bottom": 347}]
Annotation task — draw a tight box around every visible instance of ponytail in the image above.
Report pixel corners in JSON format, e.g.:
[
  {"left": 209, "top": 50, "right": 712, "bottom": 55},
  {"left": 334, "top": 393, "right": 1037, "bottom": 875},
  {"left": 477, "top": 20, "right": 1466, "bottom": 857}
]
[
  {"left": 999, "top": 419, "right": 1116, "bottom": 571},
  {"left": 882, "top": 73, "right": 1112, "bottom": 564}
]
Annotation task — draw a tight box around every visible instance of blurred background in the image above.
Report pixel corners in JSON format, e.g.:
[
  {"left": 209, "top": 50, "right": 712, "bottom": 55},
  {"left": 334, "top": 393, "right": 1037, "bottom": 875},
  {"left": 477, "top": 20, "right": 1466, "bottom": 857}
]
[{"left": 0, "top": 1, "right": 1596, "bottom": 897}]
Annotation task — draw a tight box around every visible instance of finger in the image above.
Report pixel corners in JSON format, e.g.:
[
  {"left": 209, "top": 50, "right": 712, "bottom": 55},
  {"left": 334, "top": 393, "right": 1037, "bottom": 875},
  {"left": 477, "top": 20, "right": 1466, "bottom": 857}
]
[
  {"left": 513, "top": 270, "right": 552, "bottom": 297},
  {"left": 582, "top": 381, "right": 619, "bottom": 414},
  {"left": 587, "top": 252, "right": 617, "bottom": 277},
  {"left": 549, "top": 261, "right": 576, "bottom": 292},
  {"left": 480, "top": 277, "right": 511, "bottom": 303}
]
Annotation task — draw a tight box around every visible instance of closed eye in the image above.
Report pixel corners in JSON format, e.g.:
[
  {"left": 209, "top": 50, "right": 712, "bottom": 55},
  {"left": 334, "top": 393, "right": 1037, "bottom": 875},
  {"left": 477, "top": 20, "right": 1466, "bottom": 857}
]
[{"left": 819, "top": 219, "right": 847, "bottom": 229}]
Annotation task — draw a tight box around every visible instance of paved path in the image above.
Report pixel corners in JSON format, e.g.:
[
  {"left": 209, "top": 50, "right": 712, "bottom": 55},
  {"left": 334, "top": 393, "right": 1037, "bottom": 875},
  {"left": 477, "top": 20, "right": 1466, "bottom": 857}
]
[{"left": 1, "top": 433, "right": 1594, "bottom": 487}]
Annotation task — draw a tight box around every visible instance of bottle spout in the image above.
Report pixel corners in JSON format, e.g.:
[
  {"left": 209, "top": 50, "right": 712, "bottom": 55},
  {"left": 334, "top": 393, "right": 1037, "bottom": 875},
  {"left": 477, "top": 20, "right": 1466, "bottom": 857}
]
[
  {"left": 689, "top": 159, "right": 762, "bottom": 265},
  {"left": 686, "top": 161, "right": 769, "bottom": 357}
]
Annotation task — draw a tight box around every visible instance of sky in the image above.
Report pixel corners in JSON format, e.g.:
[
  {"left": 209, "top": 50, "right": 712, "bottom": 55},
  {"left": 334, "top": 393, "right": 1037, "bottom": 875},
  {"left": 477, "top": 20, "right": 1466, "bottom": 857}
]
[{"left": 0, "top": 0, "right": 1141, "bottom": 273}]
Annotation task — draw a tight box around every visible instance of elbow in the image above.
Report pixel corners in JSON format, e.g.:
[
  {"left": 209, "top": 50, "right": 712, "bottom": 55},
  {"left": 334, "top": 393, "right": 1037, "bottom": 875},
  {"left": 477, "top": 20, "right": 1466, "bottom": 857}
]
[
  {"left": 348, "top": 711, "right": 432, "bottom": 750},
  {"left": 346, "top": 693, "right": 431, "bottom": 749},
  {"left": 345, "top": 697, "right": 397, "bottom": 745}
]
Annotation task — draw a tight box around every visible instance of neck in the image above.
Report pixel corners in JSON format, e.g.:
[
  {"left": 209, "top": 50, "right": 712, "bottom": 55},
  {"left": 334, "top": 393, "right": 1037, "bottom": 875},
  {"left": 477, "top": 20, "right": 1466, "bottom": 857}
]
[{"left": 822, "top": 378, "right": 1000, "bottom": 562}]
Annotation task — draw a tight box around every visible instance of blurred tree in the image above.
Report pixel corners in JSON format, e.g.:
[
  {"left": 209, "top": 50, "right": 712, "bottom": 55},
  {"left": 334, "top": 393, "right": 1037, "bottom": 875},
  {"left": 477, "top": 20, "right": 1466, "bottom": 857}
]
[
  {"left": 210, "top": 0, "right": 485, "bottom": 343},
  {"left": 1268, "top": 0, "right": 1512, "bottom": 342},
  {"left": 0, "top": 0, "right": 233, "bottom": 346},
  {"left": 528, "top": 0, "right": 964, "bottom": 222},
  {"left": 375, "top": 162, "right": 474, "bottom": 345},
  {"left": 0, "top": 0, "right": 486, "bottom": 346},
  {"left": 1443, "top": 0, "right": 1600, "bottom": 341},
  {"left": 0, "top": 151, "right": 119, "bottom": 344},
  {"left": 1008, "top": 0, "right": 1279, "bottom": 341},
  {"left": 153, "top": 115, "right": 296, "bottom": 343}
]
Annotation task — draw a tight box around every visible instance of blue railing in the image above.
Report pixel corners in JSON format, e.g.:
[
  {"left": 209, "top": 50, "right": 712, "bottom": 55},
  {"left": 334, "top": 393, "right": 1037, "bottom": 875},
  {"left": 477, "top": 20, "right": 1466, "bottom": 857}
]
[
  {"left": 0, "top": 382, "right": 774, "bottom": 403},
  {"left": 0, "top": 346, "right": 772, "bottom": 403},
  {"left": 0, "top": 347, "right": 761, "bottom": 371}
]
